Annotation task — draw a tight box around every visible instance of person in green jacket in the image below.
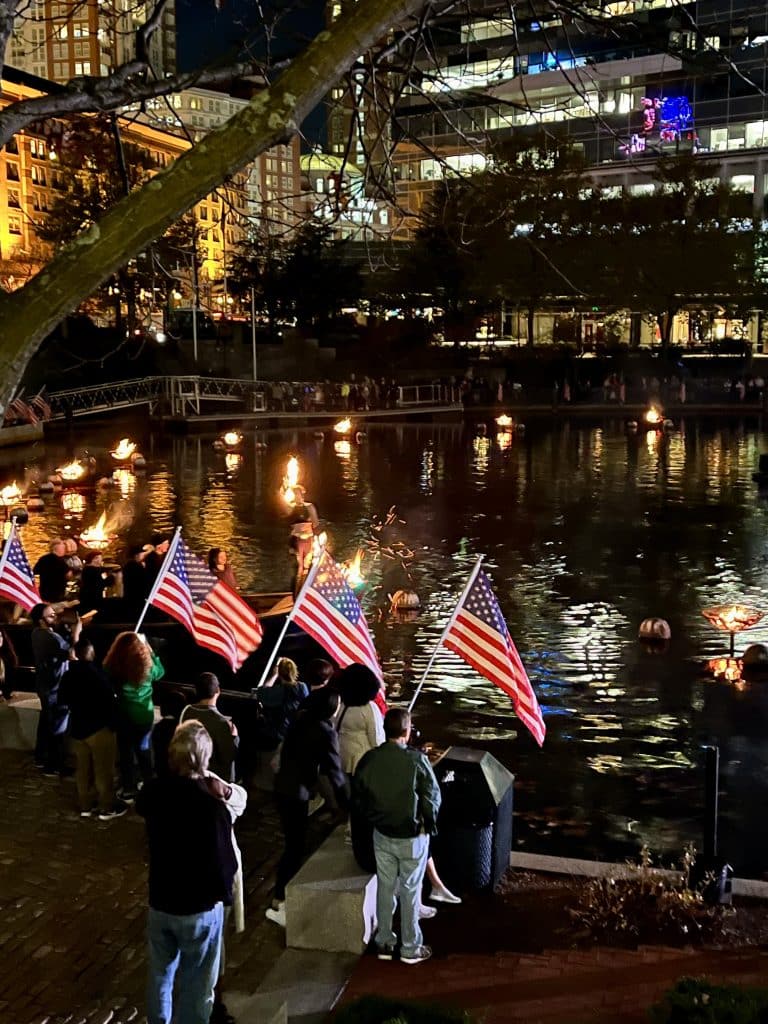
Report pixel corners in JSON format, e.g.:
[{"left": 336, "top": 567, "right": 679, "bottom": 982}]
[{"left": 104, "top": 631, "right": 164, "bottom": 800}]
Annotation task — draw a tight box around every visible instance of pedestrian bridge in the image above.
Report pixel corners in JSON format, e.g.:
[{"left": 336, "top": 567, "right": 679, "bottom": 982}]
[{"left": 46, "top": 377, "right": 460, "bottom": 420}]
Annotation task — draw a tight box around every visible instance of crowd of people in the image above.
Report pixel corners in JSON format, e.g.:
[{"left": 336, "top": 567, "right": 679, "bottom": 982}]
[{"left": 268, "top": 376, "right": 401, "bottom": 412}]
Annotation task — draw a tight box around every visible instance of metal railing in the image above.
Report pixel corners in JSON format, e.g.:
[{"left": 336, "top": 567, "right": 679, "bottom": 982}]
[{"left": 48, "top": 377, "right": 268, "bottom": 420}]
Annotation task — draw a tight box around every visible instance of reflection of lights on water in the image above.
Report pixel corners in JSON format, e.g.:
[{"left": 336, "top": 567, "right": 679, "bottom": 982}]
[
  {"left": 61, "top": 491, "right": 86, "bottom": 514},
  {"left": 225, "top": 453, "right": 242, "bottom": 473},
  {"left": 112, "top": 468, "right": 136, "bottom": 497},
  {"left": 707, "top": 656, "right": 743, "bottom": 682},
  {"left": 496, "top": 431, "right": 512, "bottom": 452},
  {"left": 148, "top": 471, "right": 176, "bottom": 534},
  {"left": 334, "top": 440, "right": 351, "bottom": 459},
  {"left": 420, "top": 448, "right": 434, "bottom": 492},
  {"left": 645, "top": 430, "right": 660, "bottom": 453},
  {"left": 472, "top": 436, "right": 490, "bottom": 476}
]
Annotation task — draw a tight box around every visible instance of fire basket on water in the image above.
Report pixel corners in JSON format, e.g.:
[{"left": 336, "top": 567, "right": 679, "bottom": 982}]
[
  {"left": 111, "top": 438, "right": 137, "bottom": 461},
  {"left": 334, "top": 419, "right": 352, "bottom": 435},
  {"left": 702, "top": 604, "right": 765, "bottom": 657},
  {"left": 644, "top": 406, "right": 663, "bottom": 427},
  {"left": 223, "top": 430, "right": 243, "bottom": 448},
  {"left": 79, "top": 511, "right": 111, "bottom": 550},
  {"left": 58, "top": 461, "right": 87, "bottom": 483},
  {"left": 495, "top": 414, "right": 513, "bottom": 428},
  {"left": 0, "top": 482, "right": 22, "bottom": 505}
]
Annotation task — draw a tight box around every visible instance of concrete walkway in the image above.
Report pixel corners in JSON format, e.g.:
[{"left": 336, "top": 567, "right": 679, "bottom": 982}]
[{"left": 0, "top": 748, "right": 335, "bottom": 1024}]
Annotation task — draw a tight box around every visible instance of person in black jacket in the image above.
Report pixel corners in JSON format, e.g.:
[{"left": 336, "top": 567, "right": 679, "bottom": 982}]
[
  {"left": 59, "top": 638, "right": 124, "bottom": 820},
  {"left": 137, "top": 721, "right": 237, "bottom": 1024},
  {"left": 265, "top": 688, "right": 349, "bottom": 927}
]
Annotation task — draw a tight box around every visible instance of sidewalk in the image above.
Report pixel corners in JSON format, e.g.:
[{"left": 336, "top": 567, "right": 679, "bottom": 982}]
[{"left": 0, "top": 748, "right": 319, "bottom": 1024}]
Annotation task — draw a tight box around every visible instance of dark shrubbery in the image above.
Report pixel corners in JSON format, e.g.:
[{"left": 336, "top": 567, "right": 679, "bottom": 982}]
[{"left": 650, "top": 978, "right": 768, "bottom": 1024}]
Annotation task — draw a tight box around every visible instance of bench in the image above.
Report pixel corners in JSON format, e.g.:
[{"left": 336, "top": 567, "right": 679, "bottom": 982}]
[{"left": 285, "top": 825, "right": 377, "bottom": 954}]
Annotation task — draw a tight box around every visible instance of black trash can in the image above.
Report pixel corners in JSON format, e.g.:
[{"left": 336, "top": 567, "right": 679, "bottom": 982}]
[{"left": 431, "top": 746, "right": 514, "bottom": 893}]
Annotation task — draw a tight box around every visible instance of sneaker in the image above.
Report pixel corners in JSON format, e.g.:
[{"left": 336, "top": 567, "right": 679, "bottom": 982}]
[
  {"left": 430, "top": 886, "right": 462, "bottom": 905},
  {"left": 401, "top": 945, "right": 432, "bottom": 965},
  {"left": 116, "top": 789, "right": 136, "bottom": 804},
  {"left": 98, "top": 801, "right": 129, "bottom": 821},
  {"left": 376, "top": 945, "right": 395, "bottom": 960},
  {"left": 418, "top": 905, "right": 437, "bottom": 920},
  {"left": 265, "top": 906, "right": 286, "bottom": 928}
]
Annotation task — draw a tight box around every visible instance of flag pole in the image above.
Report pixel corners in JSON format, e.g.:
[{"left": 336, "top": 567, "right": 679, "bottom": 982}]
[
  {"left": 408, "top": 554, "right": 484, "bottom": 713},
  {"left": 0, "top": 518, "right": 17, "bottom": 581},
  {"left": 253, "top": 549, "right": 324, "bottom": 689},
  {"left": 134, "top": 526, "right": 182, "bottom": 633}
]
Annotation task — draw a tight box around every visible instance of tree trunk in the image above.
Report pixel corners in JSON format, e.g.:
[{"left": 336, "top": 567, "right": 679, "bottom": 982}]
[{"left": 0, "top": 0, "right": 429, "bottom": 415}]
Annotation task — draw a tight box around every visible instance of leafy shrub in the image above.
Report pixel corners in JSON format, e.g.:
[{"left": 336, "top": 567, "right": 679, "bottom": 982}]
[
  {"left": 569, "top": 845, "right": 729, "bottom": 947},
  {"left": 649, "top": 977, "right": 768, "bottom": 1024},
  {"left": 333, "top": 995, "right": 474, "bottom": 1024}
]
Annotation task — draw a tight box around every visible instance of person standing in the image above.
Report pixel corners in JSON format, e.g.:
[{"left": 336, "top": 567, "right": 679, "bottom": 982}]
[
  {"left": 207, "top": 548, "right": 238, "bottom": 591},
  {"left": 287, "top": 486, "right": 319, "bottom": 595},
  {"left": 352, "top": 708, "right": 441, "bottom": 965},
  {"left": 104, "top": 631, "right": 164, "bottom": 799},
  {"left": 31, "top": 603, "right": 81, "bottom": 775},
  {"left": 179, "top": 673, "right": 239, "bottom": 782},
  {"left": 60, "top": 638, "right": 125, "bottom": 820},
  {"left": 0, "top": 627, "right": 19, "bottom": 700},
  {"left": 137, "top": 722, "right": 237, "bottom": 1024},
  {"left": 121, "top": 544, "right": 149, "bottom": 615},
  {"left": 144, "top": 535, "right": 170, "bottom": 592},
  {"left": 266, "top": 689, "right": 349, "bottom": 927},
  {"left": 33, "top": 540, "right": 70, "bottom": 603}
]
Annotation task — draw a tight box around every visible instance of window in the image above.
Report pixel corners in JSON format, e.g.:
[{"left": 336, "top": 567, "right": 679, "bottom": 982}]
[
  {"left": 8, "top": 216, "right": 22, "bottom": 235},
  {"left": 6, "top": 162, "right": 20, "bottom": 181},
  {"left": 629, "top": 183, "right": 654, "bottom": 195},
  {"left": 731, "top": 174, "right": 754, "bottom": 193},
  {"left": 5, "top": 137, "right": 18, "bottom": 154},
  {"left": 74, "top": 62, "right": 91, "bottom": 75},
  {"left": 710, "top": 127, "right": 728, "bottom": 151},
  {"left": 7, "top": 189, "right": 20, "bottom": 208},
  {"left": 199, "top": 207, "right": 208, "bottom": 220}
]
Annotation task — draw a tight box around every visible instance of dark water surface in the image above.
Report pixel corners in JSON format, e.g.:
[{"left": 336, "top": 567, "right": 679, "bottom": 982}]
[{"left": 10, "top": 416, "right": 768, "bottom": 874}]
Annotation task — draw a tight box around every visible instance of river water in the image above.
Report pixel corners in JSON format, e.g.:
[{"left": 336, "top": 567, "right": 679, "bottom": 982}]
[{"left": 8, "top": 415, "right": 768, "bottom": 874}]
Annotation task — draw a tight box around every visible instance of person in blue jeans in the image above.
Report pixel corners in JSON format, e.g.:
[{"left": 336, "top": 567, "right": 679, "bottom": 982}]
[
  {"left": 352, "top": 707, "right": 442, "bottom": 965},
  {"left": 137, "top": 721, "right": 237, "bottom": 1024}
]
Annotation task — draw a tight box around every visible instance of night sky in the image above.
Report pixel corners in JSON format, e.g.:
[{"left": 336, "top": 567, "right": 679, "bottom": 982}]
[{"left": 176, "top": 0, "right": 326, "bottom": 144}]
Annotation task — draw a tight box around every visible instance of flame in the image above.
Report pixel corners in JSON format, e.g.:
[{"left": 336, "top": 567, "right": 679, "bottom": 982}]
[
  {"left": 497, "top": 431, "right": 513, "bottom": 451},
  {"left": 111, "top": 438, "right": 137, "bottom": 461},
  {"left": 58, "top": 461, "right": 86, "bottom": 482},
  {"left": 80, "top": 511, "right": 111, "bottom": 549},
  {"left": 61, "top": 491, "right": 86, "bottom": 514},
  {"left": 644, "top": 406, "right": 663, "bottom": 426},
  {"left": 495, "top": 414, "right": 513, "bottom": 428},
  {"left": 223, "top": 430, "right": 242, "bottom": 448},
  {"left": 225, "top": 453, "right": 242, "bottom": 473},
  {"left": 334, "top": 418, "right": 352, "bottom": 434},
  {"left": 0, "top": 481, "right": 22, "bottom": 504},
  {"left": 281, "top": 456, "right": 301, "bottom": 505},
  {"left": 343, "top": 548, "right": 365, "bottom": 587},
  {"left": 334, "top": 440, "right": 352, "bottom": 459}
]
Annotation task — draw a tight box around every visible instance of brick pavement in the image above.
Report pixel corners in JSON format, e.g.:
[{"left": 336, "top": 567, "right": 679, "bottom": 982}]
[{"left": 0, "top": 749, "right": 310, "bottom": 1024}]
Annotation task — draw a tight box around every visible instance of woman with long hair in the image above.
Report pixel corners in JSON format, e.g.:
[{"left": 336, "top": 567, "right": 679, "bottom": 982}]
[
  {"left": 104, "top": 630, "right": 164, "bottom": 799},
  {"left": 207, "top": 548, "right": 238, "bottom": 591}
]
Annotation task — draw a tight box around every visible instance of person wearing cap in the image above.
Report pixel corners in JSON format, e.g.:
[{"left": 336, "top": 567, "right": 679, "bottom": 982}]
[{"left": 288, "top": 487, "right": 319, "bottom": 595}]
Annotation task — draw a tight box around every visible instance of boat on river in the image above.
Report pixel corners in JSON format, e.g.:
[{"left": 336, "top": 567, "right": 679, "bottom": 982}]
[{"left": 0, "top": 591, "right": 323, "bottom": 693}]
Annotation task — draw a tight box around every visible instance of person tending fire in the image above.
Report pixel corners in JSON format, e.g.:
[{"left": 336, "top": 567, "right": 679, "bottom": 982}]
[{"left": 288, "top": 486, "right": 319, "bottom": 596}]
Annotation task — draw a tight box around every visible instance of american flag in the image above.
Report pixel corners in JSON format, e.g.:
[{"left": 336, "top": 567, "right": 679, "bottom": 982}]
[
  {"left": 30, "top": 391, "right": 52, "bottom": 421},
  {"left": 292, "top": 552, "right": 381, "bottom": 678},
  {"left": 151, "top": 535, "right": 262, "bottom": 670},
  {"left": 4, "top": 396, "right": 38, "bottom": 425},
  {"left": 0, "top": 524, "right": 40, "bottom": 611},
  {"left": 443, "top": 566, "right": 546, "bottom": 747}
]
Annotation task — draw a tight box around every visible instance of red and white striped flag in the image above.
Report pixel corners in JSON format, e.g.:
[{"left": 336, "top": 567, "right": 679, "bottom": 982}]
[
  {"left": 30, "top": 391, "right": 52, "bottom": 421},
  {"left": 5, "top": 396, "right": 38, "bottom": 425},
  {"left": 443, "top": 564, "right": 546, "bottom": 746},
  {"left": 292, "top": 550, "right": 381, "bottom": 679},
  {"left": 149, "top": 534, "right": 262, "bottom": 670},
  {"left": 0, "top": 523, "right": 40, "bottom": 611}
]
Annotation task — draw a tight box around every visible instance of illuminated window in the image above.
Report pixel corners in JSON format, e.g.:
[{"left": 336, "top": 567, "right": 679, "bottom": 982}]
[
  {"left": 7, "top": 189, "right": 20, "bottom": 208},
  {"left": 731, "top": 174, "right": 754, "bottom": 193},
  {"left": 8, "top": 216, "right": 22, "bottom": 235},
  {"left": 6, "top": 162, "right": 20, "bottom": 181}
]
